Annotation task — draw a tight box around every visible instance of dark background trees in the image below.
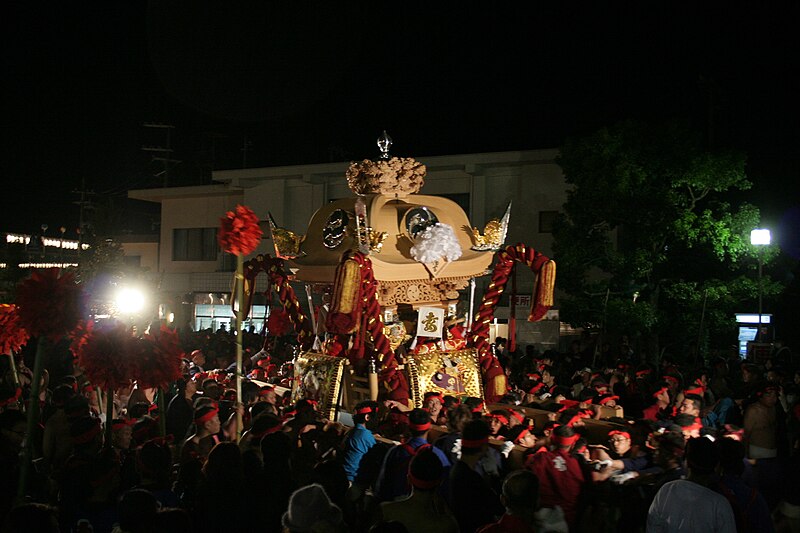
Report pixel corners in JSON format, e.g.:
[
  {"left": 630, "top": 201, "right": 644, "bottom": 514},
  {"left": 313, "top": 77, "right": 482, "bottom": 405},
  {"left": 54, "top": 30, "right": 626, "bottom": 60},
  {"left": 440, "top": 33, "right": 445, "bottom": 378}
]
[{"left": 552, "top": 119, "right": 792, "bottom": 364}]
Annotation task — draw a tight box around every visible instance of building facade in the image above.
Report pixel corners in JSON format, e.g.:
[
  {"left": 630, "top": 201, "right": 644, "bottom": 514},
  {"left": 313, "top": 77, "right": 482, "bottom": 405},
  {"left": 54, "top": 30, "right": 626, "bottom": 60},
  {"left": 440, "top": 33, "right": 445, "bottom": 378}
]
[{"left": 128, "top": 149, "right": 570, "bottom": 349}]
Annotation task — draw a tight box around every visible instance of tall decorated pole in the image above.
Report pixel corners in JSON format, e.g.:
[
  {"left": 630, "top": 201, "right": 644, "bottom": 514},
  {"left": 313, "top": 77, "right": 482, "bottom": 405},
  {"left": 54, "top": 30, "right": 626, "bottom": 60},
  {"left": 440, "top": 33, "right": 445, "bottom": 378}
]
[
  {"left": 218, "top": 205, "right": 263, "bottom": 442},
  {"left": 72, "top": 320, "right": 135, "bottom": 447},
  {"left": 14, "top": 269, "right": 86, "bottom": 499}
]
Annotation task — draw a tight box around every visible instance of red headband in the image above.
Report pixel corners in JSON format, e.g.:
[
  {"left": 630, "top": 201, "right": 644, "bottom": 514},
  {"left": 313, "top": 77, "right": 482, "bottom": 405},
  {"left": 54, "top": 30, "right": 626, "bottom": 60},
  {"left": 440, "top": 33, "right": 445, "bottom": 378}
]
[
  {"left": 599, "top": 395, "right": 619, "bottom": 405},
  {"left": 355, "top": 406, "right": 376, "bottom": 415},
  {"left": 409, "top": 421, "right": 431, "bottom": 431},
  {"left": 664, "top": 376, "right": 679, "bottom": 385},
  {"left": 471, "top": 402, "right": 484, "bottom": 414},
  {"left": 551, "top": 433, "right": 579, "bottom": 447},
  {"left": 195, "top": 407, "right": 219, "bottom": 424},
  {"left": 487, "top": 414, "right": 509, "bottom": 425},
  {"left": 424, "top": 393, "right": 444, "bottom": 404},
  {"left": 636, "top": 369, "right": 652, "bottom": 377},
  {"left": 514, "top": 428, "right": 531, "bottom": 444},
  {"left": 251, "top": 423, "right": 284, "bottom": 439},
  {"left": 510, "top": 410, "right": 525, "bottom": 423},
  {"left": 608, "top": 430, "right": 631, "bottom": 440},
  {"left": 653, "top": 386, "right": 669, "bottom": 399},
  {"left": 408, "top": 472, "right": 441, "bottom": 490},
  {"left": 528, "top": 382, "right": 545, "bottom": 394},
  {"left": 684, "top": 386, "right": 704, "bottom": 396},
  {"left": 112, "top": 419, "right": 133, "bottom": 431},
  {"left": 258, "top": 387, "right": 275, "bottom": 397},
  {"left": 461, "top": 436, "right": 489, "bottom": 449},
  {"left": 565, "top": 413, "right": 585, "bottom": 427}
]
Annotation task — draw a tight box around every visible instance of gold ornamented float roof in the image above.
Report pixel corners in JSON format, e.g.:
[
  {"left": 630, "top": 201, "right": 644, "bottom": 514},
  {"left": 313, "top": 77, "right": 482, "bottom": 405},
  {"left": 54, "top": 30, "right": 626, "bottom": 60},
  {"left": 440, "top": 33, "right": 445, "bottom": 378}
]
[{"left": 278, "top": 133, "right": 508, "bottom": 306}]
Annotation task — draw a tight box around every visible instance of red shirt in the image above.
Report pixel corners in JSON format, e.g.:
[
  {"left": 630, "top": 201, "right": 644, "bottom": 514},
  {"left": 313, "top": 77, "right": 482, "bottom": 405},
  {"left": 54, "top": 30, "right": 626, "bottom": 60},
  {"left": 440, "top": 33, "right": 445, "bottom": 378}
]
[{"left": 525, "top": 448, "right": 584, "bottom": 527}]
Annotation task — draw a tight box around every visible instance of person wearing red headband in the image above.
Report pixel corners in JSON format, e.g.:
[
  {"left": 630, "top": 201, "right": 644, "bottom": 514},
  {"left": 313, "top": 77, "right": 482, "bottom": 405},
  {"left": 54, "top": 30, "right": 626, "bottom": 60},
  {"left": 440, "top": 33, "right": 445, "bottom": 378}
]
[
  {"left": 504, "top": 424, "right": 537, "bottom": 449},
  {"left": 180, "top": 403, "right": 221, "bottom": 465},
  {"left": 507, "top": 409, "right": 526, "bottom": 429},
  {"left": 643, "top": 381, "right": 672, "bottom": 421},
  {"left": 446, "top": 419, "right": 504, "bottom": 533},
  {"left": 485, "top": 409, "right": 511, "bottom": 439},
  {"left": 525, "top": 424, "right": 585, "bottom": 529},
  {"left": 423, "top": 391, "right": 446, "bottom": 426},
  {"left": 342, "top": 400, "right": 379, "bottom": 484},
  {"left": 375, "top": 408, "right": 451, "bottom": 503},
  {"left": 379, "top": 446, "right": 459, "bottom": 533}
]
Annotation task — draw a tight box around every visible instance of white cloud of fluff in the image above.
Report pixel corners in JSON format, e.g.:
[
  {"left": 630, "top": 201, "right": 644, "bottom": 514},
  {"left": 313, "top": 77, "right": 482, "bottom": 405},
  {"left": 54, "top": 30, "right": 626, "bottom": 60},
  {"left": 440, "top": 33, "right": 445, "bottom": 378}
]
[{"left": 410, "top": 223, "right": 463, "bottom": 263}]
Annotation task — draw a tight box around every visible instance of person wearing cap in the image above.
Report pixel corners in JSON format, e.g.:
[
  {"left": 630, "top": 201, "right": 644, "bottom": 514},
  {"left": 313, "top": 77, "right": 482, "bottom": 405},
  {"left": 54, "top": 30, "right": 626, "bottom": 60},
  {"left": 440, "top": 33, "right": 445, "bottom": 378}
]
[
  {"left": 342, "top": 400, "right": 378, "bottom": 483},
  {"left": 525, "top": 424, "right": 586, "bottom": 529},
  {"left": 571, "top": 366, "right": 594, "bottom": 399},
  {"left": 446, "top": 419, "right": 505, "bottom": 533},
  {"left": 375, "top": 407, "right": 451, "bottom": 502},
  {"left": 647, "top": 437, "right": 736, "bottom": 532},
  {"left": 378, "top": 446, "right": 459, "bottom": 533},
  {"left": 282, "top": 483, "right": 346, "bottom": 532}
]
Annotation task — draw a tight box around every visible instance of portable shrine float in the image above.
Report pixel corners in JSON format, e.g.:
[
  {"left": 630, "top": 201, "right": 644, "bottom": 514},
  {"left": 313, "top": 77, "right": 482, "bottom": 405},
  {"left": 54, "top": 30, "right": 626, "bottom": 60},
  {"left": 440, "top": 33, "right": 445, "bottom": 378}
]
[{"left": 237, "top": 135, "right": 556, "bottom": 420}]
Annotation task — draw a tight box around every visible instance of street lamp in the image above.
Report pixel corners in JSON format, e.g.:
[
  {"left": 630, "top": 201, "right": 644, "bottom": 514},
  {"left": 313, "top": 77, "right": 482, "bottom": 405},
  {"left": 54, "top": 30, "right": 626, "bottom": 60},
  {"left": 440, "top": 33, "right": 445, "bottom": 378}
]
[{"left": 750, "top": 228, "right": 771, "bottom": 341}]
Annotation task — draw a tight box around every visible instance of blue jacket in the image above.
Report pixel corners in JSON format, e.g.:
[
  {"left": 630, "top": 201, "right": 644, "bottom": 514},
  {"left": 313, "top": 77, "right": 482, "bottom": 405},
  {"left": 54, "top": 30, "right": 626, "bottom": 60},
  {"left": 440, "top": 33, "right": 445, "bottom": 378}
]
[{"left": 342, "top": 424, "right": 376, "bottom": 481}]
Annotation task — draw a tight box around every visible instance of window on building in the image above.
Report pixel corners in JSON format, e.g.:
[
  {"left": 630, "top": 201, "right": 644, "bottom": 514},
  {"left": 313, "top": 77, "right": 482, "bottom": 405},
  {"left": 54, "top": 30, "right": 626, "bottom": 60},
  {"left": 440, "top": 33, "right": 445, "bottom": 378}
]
[
  {"left": 173, "top": 228, "right": 218, "bottom": 261},
  {"left": 539, "top": 211, "right": 559, "bottom": 233}
]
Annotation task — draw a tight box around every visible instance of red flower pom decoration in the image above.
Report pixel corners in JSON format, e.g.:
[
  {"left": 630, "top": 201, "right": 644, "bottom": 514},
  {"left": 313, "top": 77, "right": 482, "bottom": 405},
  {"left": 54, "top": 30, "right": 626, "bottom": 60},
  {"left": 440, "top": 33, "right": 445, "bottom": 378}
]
[
  {"left": 218, "top": 205, "right": 263, "bottom": 255},
  {"left": 76, "top": 319, "right": 136, "bottom": 391},
  {"left": 267, "top": 308, "right": 291, "bottom": 336},
  {"left": 16, "top": 268, "right": 86, "bottom": 342},
  {"left": 0, "top": 304, "right": 30, "bottom": 354},
  {"left": 69, "top": 319, "right": 94, "bottom": 362},
  {"left": 133, "top": 326, "right": 185, "bottom": 390}
]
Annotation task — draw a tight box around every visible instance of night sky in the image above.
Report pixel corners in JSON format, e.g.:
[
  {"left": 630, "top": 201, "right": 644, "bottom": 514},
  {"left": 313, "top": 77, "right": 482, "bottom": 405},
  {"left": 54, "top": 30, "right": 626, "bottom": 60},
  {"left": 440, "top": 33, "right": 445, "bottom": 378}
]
[{"left": 3, "top": 2, "right": 798, "bottom": 252}]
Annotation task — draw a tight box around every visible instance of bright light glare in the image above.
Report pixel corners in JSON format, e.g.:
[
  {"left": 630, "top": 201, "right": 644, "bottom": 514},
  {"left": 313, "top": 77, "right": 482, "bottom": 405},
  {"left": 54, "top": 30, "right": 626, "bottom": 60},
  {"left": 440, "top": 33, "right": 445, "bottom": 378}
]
[
  {"left": 116, "top": 288, "right": 145, "bottom": 315},
  {"left": 750, "top": 228, "right": 771, "bottom": 246}
]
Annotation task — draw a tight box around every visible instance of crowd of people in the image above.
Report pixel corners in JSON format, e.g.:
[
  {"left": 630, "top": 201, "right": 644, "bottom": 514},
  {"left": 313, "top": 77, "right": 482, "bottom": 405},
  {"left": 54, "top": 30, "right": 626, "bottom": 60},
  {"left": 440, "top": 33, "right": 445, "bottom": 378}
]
[{"left": 1, "top": 325, "right": 799, "bottom": 532}]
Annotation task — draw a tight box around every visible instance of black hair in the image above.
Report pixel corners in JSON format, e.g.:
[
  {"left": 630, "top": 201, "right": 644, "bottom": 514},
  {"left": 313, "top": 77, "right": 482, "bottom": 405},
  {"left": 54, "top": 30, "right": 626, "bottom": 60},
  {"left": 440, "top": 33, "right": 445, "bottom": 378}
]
[
  {"left": 683, "top": 393, "right": 704, "bottom": 411},
  {"left": 461, "top": 419, "right": 491, "bottom": 456},
  {"left": 408, "top": 408, "right": 431, "bottom": 436},
  {"left": 502, "top": 469, "right": 540, "bottom": 512},
  {"left": 353, "top": 400, "right": 379, "bottom": 425}
]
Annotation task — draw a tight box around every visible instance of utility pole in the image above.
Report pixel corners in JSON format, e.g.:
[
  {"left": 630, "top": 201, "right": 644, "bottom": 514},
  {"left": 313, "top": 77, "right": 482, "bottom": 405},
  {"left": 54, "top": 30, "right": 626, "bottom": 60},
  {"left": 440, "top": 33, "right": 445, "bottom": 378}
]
[
  {"left": 142, "top": 123, "right": 181, "bottom": 187},
  {"left": 72, "top": 176, "right": 96, "bottom": 249},
  {"left": 241, "top": 135, "right": 252, "bottom": 168}
]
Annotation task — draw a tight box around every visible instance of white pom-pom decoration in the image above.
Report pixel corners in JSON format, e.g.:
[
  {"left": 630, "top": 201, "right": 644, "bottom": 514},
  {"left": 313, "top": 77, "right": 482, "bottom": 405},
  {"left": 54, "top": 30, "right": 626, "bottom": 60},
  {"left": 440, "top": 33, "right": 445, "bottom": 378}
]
[{"left": 410, "top": 223, "right": 463, "bottom": 264}]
